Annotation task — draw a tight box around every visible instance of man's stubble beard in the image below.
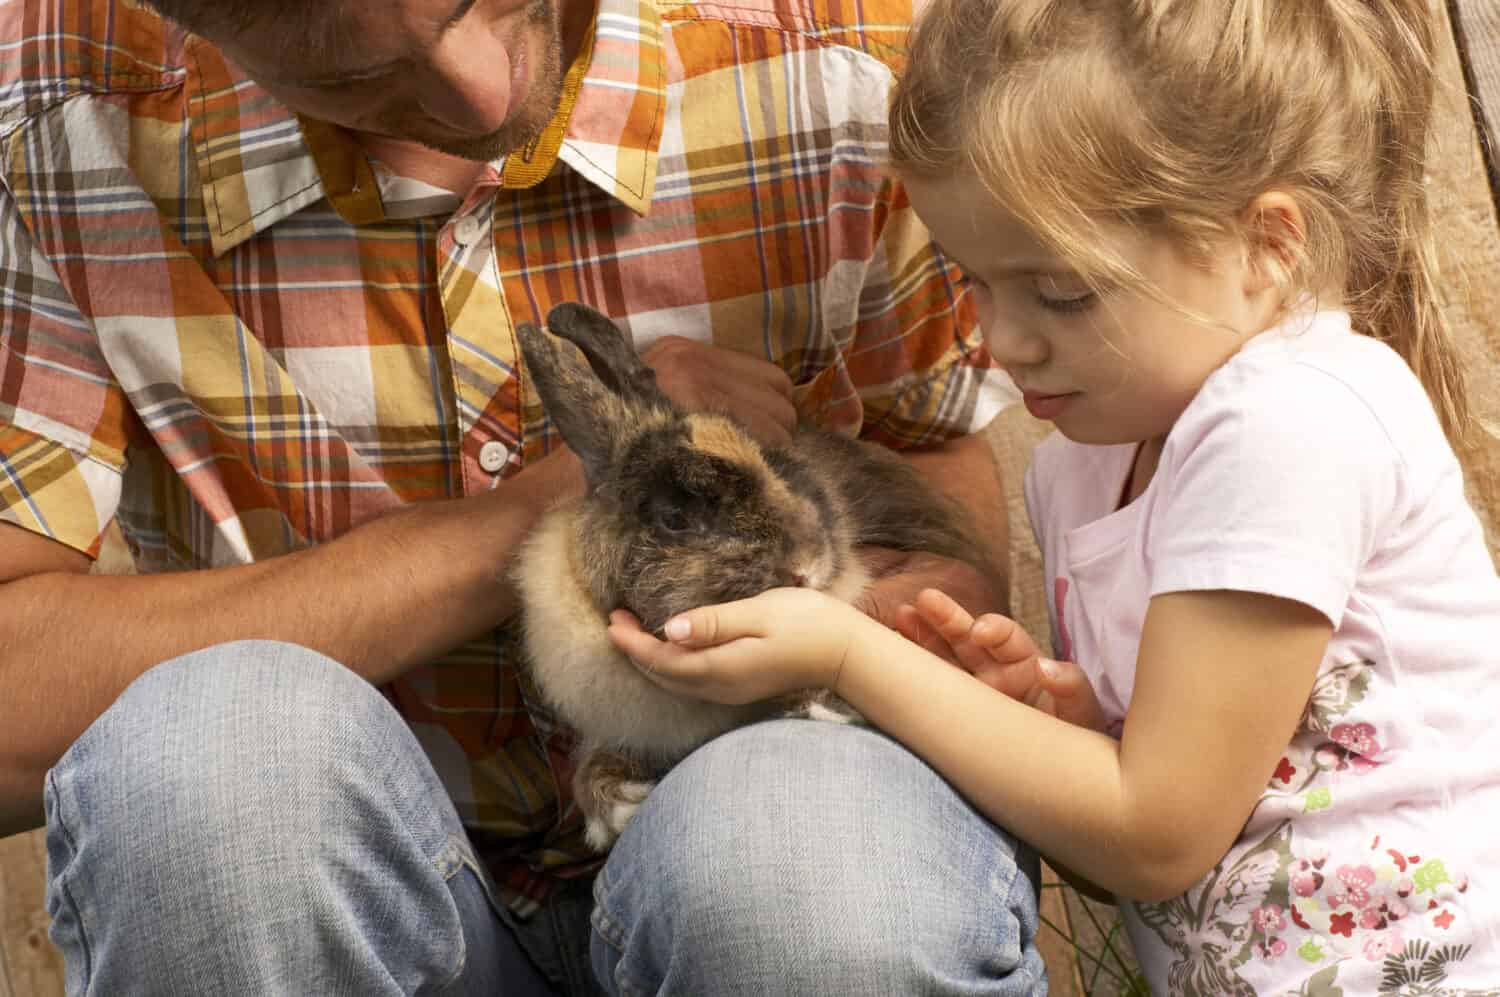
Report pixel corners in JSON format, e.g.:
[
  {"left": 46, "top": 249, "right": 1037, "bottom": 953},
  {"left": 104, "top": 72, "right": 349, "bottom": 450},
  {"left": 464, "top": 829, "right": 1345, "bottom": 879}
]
[{"left": 389, "top": 0, "right": 564, "bottom": 162}]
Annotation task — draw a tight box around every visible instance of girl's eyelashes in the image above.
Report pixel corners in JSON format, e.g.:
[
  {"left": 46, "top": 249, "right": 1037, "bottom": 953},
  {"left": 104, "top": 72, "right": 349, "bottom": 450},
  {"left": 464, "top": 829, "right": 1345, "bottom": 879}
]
[
  {"left": 1037, "top": 289, "right": 1098, "bottom": 313},
  {"left": 1033, "top": 275, "right": 1097, "bottom": 313},
  {"left": 956, "top": 264, "right": 1096, "bottom": 313}
]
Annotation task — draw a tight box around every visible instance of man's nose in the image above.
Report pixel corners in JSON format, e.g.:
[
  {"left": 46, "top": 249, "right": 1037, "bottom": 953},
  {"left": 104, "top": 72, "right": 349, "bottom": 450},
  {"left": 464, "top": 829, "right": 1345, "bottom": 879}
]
[{"left": 416, "top": 20, "right": 519, "bottom": 135}]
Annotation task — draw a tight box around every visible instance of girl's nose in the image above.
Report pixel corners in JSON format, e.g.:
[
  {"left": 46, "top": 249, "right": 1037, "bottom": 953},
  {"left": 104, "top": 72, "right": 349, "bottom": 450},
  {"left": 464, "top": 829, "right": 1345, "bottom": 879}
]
[
  {"left": 983, "top": 319, "right": 1049, "bottom": 369},
  {"left": 415, "top": 20, "right": 519, "bottom": 136}
]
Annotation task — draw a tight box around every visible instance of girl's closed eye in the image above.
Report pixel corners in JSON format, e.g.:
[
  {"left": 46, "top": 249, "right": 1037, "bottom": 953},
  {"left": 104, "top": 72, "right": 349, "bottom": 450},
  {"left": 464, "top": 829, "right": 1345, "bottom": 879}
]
[{"left": 1034, "top": 274, "right": 1097, "bottom": 313}]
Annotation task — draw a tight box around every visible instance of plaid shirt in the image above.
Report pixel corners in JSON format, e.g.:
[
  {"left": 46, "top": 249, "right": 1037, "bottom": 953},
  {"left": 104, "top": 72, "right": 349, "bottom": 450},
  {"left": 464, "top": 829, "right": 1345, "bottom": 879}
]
[{"left": 0, "top": 0, "right": 1013, "bottom": 913}]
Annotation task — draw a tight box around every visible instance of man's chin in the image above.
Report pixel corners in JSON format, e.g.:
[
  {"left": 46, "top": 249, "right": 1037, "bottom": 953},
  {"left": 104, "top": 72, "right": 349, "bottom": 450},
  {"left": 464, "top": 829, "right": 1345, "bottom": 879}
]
[
  {"left": 414, "top": 130, "right": 522, "bottom": 163},
  {"left": 398, "top": 101, "right": 558, "bottom": 162}
]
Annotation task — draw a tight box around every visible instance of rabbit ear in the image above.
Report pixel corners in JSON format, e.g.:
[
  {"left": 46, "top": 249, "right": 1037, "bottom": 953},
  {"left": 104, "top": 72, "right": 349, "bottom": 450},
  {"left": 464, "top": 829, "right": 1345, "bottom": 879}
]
[
  {"left": 544, "top": 303, "right": 668, "bottom": 409},
  {"left": 517, "top": 305, "right": 674, "bottom": 484},
  {"left": 517, "top": 320, "right": 618, "bottom": 480}
]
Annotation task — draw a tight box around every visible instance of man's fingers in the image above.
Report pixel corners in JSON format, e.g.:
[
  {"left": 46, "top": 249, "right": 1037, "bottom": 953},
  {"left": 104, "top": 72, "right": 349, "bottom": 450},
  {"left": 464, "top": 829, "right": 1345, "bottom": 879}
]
[
  {"left": 737, "top": 404, "right": 795, "bottom": 446},
  {"left": 641, "top": 336, "right": 797, "bottom": 444}
]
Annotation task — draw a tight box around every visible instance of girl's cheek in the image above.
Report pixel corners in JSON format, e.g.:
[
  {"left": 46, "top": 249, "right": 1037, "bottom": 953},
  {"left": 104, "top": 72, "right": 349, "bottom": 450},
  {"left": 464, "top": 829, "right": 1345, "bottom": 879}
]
[{"left": 971, "top": 282, "right": 995, "bottom": 326}]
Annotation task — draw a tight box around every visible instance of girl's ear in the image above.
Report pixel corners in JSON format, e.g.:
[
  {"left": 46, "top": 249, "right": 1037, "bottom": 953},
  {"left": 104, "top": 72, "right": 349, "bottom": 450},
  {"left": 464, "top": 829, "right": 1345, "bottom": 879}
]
[{"left": 1240, "top": 191, "right": 1307, "bottom": 296}]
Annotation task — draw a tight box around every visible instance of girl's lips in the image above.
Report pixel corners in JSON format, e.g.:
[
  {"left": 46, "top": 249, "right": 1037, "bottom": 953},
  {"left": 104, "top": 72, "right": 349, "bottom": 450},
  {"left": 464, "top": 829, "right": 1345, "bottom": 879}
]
[{"left": 1022, "top": 391, "right": 1077, "bottom": 420}]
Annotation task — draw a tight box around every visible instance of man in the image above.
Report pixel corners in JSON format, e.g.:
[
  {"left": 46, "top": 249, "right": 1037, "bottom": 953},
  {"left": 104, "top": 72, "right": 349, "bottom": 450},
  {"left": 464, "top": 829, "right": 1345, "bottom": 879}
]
[{"left": 0, "top": 0, "right": 1045, "bottom": 991}]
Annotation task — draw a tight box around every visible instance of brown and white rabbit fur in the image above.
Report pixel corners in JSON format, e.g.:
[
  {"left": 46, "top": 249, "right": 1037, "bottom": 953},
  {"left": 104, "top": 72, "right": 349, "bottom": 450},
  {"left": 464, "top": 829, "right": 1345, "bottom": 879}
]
[{"left": 512, "top": 302, "right": 984, "bottom": 850}]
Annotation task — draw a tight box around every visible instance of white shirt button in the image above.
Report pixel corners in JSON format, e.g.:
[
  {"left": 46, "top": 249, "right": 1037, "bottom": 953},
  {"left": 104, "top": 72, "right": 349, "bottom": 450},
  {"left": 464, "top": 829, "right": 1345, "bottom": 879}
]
[
  {"left": 478, "top": 441, "right": 509, "bottom": 473},
  {"left": 453, "top": 214, "right": 483, "bottom": 247}
]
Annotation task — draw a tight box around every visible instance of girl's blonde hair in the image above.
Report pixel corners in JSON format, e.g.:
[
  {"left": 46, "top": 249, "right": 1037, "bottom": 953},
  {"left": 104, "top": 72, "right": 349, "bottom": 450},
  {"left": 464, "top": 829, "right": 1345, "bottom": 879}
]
[{"left": 891, "top": 0, "right": 1471, "bottom": 441}]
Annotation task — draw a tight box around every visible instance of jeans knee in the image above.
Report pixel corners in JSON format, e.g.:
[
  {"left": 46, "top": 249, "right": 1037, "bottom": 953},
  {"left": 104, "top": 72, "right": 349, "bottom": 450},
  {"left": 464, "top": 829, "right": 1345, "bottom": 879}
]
[
  {"left": 593, "top": 719, "right": 1047, "bottom": 995},
  {"left": 46, "top": 640, "right": 428, "bottom": 874},
  {"left": 44, "top": 641, "right": 483, "bottom": 994}
]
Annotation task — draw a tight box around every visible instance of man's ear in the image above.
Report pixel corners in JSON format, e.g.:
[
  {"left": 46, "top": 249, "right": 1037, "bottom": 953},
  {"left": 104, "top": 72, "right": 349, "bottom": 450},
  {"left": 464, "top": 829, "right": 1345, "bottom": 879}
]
[{"left": 1240, "top": 191, "right": 1308, "bottom": 296}]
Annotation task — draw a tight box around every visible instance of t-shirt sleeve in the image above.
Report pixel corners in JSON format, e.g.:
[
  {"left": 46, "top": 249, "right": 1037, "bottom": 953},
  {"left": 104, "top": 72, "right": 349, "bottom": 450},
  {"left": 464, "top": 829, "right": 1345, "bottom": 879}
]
[
  {"left": 1145, "top": 363, "right": 1404, "bottom": 626},
  {"left": 0, "top": 182, "right": 127, "bottom": 559}
]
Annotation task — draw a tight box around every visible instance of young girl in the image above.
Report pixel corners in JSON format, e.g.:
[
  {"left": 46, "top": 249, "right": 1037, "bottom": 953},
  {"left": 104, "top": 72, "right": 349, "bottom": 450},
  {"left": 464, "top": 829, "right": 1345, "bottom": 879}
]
[{"left": 609, "top": 0, "right": 1500, "bottom": 992}]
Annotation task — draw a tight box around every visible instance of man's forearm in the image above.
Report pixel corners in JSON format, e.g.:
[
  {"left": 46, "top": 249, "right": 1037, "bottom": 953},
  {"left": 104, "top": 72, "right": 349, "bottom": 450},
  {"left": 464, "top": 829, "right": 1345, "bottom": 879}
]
[
  {"left": 0, "top": 451, "right": 581, "bottom": 835},
  {"left": 900, "top": 425, "right": 1010, "bottom": 596}
]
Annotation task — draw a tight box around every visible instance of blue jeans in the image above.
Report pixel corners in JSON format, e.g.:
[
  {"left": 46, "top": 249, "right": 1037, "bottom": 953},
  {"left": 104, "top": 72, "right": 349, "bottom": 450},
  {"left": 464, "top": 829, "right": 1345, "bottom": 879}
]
[{"left": 44, "top": 641, "right": 1046, "bottom": 995}]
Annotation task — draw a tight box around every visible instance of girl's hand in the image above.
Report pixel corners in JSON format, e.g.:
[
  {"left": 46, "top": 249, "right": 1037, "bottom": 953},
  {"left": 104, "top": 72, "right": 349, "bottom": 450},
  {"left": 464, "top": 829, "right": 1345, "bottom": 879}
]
[
  {"left": 902, "top": 588, "right": 1108, "bottom": 733},
  {"left": 855, "top": 548, "right": 1004, "bottom": 665},
  {"left": 605, "top": 588, "right": 869, "bottom": 705}
]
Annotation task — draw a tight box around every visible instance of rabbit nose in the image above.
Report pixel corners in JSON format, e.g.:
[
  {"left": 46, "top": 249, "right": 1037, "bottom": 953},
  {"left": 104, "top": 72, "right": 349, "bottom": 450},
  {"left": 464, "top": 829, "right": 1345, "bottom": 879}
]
[{"left": 792, "top": 572, "right": 809, "bottom": 588}]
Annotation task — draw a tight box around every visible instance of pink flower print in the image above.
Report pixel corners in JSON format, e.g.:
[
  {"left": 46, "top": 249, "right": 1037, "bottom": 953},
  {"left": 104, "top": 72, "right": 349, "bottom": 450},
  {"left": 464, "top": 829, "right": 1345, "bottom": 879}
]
[
  {"left": 1267, "top": 938, "right": 1287, "bottom": 958},
  {"left": 1388, "top": 899, "right": 1409, "bottom": 920},
  {"left": 1291, "top": 861, "right": 1324, "bottom": 897},
  {"left": 1362, "top": 931, "right": 1403, "bottom": 962},
  {"left": 1330, "top": 722, "right": 1379, "bottom": 755},
  {"left": 1329, "top": 911, "right": 1356, "bottom": 938},
  {"left": 1330, "top": 722, "right": 1381, "bottom": 772},
  {"left": 1359, "top": 906, "right": 1386, "bottom": 930},
  {"left": 1251, "top": 904, "right": 1287, "bottom": 935},
  {"left": 1396, "top": 877, "right": 1414, "bottom": 898},
  {"left": 1434, "top": 908, "right": 1456, "bottom": 930},
  {"left": 1336, "top": 865, "right": 1376, "bottom": 908}
]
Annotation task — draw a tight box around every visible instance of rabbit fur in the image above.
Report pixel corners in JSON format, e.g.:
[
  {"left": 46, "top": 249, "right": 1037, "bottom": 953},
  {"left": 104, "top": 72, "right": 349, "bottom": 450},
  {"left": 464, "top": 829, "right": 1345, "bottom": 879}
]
[{"left": 511, "top": 302, "right": 984, "bottom": 850}]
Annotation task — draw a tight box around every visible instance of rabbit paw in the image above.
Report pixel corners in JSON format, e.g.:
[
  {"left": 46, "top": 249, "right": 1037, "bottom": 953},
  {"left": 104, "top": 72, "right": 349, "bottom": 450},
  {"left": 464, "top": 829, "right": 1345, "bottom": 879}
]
[
  {"left": 782, "top": 690, "right": 863, "bottom": 725},
  {"left": 583, "top": 778, "right": 655, "bottom": 851}
]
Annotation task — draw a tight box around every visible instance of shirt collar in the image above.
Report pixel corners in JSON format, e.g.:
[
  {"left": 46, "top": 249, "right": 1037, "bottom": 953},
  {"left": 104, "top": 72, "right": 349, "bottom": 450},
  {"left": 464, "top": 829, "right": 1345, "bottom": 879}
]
[{"left": 184, "top": 0, "right": 665, "bottom": 257}]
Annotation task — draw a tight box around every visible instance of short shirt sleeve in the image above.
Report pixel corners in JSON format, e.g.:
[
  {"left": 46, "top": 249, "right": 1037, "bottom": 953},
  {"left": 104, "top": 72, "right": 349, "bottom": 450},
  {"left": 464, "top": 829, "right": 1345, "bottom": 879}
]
[
  {"left": 0, "top": 183, "right": 127, "bottom": 558},
  {"left": 1144, "top": 361, "right": 1404, "bottom": 627}
]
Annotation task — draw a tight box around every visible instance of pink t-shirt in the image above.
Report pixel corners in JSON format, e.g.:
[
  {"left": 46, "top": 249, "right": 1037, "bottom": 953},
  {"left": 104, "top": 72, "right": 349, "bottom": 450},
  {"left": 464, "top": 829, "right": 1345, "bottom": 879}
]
[{"left": 1024, "top": 309, "right": 1500, "bottom": 994}]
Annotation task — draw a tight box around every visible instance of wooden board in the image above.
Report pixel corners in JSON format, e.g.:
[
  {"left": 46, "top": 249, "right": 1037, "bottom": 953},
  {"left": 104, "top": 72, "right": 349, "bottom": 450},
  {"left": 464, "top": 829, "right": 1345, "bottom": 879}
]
[{"left": 0, "top": 829, "right": 63, "bottom": 997}]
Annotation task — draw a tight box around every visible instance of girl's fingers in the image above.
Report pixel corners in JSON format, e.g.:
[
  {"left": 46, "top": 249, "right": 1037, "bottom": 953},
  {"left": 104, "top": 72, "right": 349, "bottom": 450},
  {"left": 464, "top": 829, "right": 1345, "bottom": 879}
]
[
  {"left": 893, "top": 604, "right": 927, "bottom": 646},
  {"left": 1038, "top": 657, "right": 1110, "bottom": 732},
  {"left": 606, "top": 611, "right": 692, "bottom": 672},
  {"left": 894, "top": 602, "right": 967, "bottom": 663},
  {"left": 969, "top": 613, "right": 1041, "bottom": 668},
  {"left": 652, "top": 596, "right": 771, "bottom": 649},
  {"left": 911, "top": 588, "right": 976, "bottom": 642}
]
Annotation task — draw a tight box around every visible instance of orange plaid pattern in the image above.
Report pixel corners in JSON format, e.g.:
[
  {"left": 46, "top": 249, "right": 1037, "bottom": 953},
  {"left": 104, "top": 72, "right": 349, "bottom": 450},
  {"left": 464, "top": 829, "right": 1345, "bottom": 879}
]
[{"left": 0, "top": 0, "right": 1014, "bottom": 912}]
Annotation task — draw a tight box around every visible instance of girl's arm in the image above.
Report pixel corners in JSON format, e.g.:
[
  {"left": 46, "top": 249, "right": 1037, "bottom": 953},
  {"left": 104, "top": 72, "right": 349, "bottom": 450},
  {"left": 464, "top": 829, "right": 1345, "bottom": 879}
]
[{"left": 611, "top": 585, "right": 1328, "bottom": 901}]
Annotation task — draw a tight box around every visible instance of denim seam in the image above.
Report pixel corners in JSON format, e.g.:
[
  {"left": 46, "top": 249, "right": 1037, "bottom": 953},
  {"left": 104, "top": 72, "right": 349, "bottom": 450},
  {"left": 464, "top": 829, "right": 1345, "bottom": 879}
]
[
  {"left": 1001, "top": 854, "right": 1048, "bottom": 992},
  {"left": 589, "top": 870, "right": 654, "bottom": 997},
  {"left": 44, "top": 768, "right": 95, "bottom": 987},
  {"left": 347, "top": 706, "right": 476, "bottom": 992}
]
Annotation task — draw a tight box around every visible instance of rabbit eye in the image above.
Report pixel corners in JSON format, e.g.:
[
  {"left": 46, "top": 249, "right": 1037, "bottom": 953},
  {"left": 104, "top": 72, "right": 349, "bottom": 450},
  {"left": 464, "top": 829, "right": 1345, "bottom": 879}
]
[
  {"left": 645, "top": 487, "right": 696, "bottom": 535},
  {"left": 656, "top": 504, "right": 690, "bottom": 534}
]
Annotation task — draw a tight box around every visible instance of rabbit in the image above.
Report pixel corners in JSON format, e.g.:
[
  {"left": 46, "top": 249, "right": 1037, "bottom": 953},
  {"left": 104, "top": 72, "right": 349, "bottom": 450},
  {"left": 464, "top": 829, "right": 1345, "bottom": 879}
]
[{"left": 511, "top": 302, "right": 986, "bottom": 851}]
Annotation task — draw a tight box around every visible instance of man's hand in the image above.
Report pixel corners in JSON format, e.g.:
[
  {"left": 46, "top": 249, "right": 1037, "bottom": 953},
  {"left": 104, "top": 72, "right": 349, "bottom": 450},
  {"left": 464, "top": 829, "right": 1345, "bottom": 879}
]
[
  {"left": 641, "top": 336, "right": 797, "bottom": 445},
  {"left": 904, "top": 588, "right": 1108, "bottom": 733}
]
